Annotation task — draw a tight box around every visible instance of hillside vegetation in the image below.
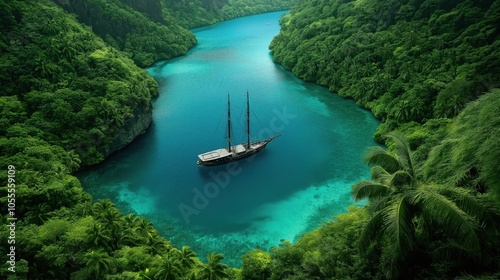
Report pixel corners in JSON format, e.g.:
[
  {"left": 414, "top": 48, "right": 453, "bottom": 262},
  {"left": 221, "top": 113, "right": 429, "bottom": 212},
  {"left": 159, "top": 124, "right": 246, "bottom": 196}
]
[
  {"left": 51, "top": 0, "right": 297, "bottom": 66},
  {"left": 254, "top": 0, "right": 500, "bottom": 278},
  {"left": 52, "top": 0, "right": 197, "bottom": 67},
  {"left": 238, "top": 90, "right": 500, "bottom": 279},
  {"left": 270, "top": 0, "right": 499, "bottom": 135},
  {"left": 0, "top": 0, "right": 159, "bottom": 167},
  {"left": 0, "top": 0, "right": 229, "bottom": 279},
  {"left": 163, "top": 0, "right": 297, "bottom": 28}
]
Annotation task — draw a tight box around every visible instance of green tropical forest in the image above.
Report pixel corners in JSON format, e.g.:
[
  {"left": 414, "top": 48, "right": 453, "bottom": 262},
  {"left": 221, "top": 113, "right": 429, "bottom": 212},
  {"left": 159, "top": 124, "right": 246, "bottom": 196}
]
[{"left": 0, "top": 0, "right": 499, "bottom": 279}]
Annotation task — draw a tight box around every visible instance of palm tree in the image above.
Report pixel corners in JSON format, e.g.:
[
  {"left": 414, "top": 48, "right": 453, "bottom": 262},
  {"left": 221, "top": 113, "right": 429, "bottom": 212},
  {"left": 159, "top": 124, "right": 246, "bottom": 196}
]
[
  {"left": 399, "top": 61, "right": 413, "bottom": 82},
  {"left": 124, "top": 213, "right": 138, "bottom": 224},
  {"left": 85, "top": 250, "right": 112, "bottom": 279},
  {"left": 155, "top": 254, "right": 183, "bottom": 280},
  {"left": 185, "top": 269, "right": 202, "bottom": 280},
  {"left": 134, "top": 216, "right": 156, "bottom": 236},
  {"left": 199, "top": 253, "right": 229, "bottom": 280},
  {"left": 72, "top": 201, "right": 93, "bottom": 217},
  {"left": 394, "top": 100, "right": 412, "bottom": 123},
  {"left": 92, "top": 199, "right": 116, "bottom": 216},
  {"left": 61, "top": 40, "right": 77, "bottom": 60},
  {"left": 93, "top": 200, "right": 125, "bottom": 250},
  {"left": 146, "top": 236, "right": 172, "bottom": 256},
  {"left": 130, "top": 216, "right": 166, "bottom": 251},
  {"left": 25, "top": 203, "right": 51, "bottom": 225},
  {"left": 86, "top": 222, "right": 111, "bottom": 249},
  {"left": 41, "top": 18, "right": 59, "bottom": 35},
  {"left": 352, "top": 132, "right": 496, "bottom": 278},
  {"left": 140, "top": 267, "right": 160, "bottom": 280},
  {"left": 63, "top": 150, "right": 81, "bottom": 173},
  {"left": 177, "top": 246, "right": 197, "bottom": 270},
  {"left": 34, "top": 57, "right": 49, "bottom": 77}
]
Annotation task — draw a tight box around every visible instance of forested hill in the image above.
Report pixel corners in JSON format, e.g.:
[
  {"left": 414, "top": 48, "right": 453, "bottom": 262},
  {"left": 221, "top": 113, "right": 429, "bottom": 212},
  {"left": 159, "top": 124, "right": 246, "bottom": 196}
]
[
  {"left": 51, "top": 0, "right": 297, "bottom": 66},
  {"left": 52, "top": 0, "right": 197, "bottom": 67},
  {"left": 0, "top": 0, "right": 159, "bottom": 167},
  {"left": 258, "top": 0, "right": 500, "bottom": 278},
  {"left": 268, "top": 0, "right": 500, "bottom": 200},
  {"left": 0, "top": 1, "right": 233, "bottom": 278},
  {"left": 162, "top": 0, "right": 297, "bottom": 28},
  {"left": 270, "top": 0, "right": 499, "bottom": 133}
]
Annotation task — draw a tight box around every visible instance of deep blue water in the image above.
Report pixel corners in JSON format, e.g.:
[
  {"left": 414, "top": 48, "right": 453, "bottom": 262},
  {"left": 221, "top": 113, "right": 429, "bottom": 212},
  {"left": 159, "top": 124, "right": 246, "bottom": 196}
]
[{"left": 78, "top": 11, "right": 379, "bottom": 265}]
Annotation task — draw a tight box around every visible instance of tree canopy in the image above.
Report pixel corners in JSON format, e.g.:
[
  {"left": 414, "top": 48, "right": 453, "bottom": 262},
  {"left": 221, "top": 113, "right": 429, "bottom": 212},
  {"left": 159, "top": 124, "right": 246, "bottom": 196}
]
[
  {"left": 162, "top": 0, "right": 297, "bottom": 28},
  {"left": 52, "top": 0, "right": 197, "bottom": 67},
  {"left": 270, "top": 0, "right": 499, "bottom": 136},
  {"left": 263, "top": 0, "right": 500, "bottom": 278},
  {"left": 0, "top": 1, "right": 223, "bottom": 278}
]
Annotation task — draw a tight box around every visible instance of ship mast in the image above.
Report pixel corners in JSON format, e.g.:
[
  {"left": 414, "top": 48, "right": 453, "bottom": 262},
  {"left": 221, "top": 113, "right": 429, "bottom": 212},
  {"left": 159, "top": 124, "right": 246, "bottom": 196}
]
[
  {"left": 246, "top": 91, "right": 251, "bottom": 149},
  {"left": 227, "top": 94, "right": 232, "bottom": 152}
]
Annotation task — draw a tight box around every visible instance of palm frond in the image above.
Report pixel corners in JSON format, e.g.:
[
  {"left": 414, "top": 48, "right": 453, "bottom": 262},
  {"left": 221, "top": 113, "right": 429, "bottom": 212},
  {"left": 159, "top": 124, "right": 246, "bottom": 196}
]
[
  {"left": 367, "top": 196, "right": 392, "bottom": 214},
  {"left": 382, "top": 195, "right": 416, "bottom": 264},
  {"left": 352, "top": 180, "right": 391, "bottom": 201},
  {"left": 370, "top": 165, "right": 392, "bottom": 183},
  {"left": 419, "top": 188, "right": 482, "bottom": 260},
  {"left": 438, "top": 187, "right": 499, "bottom": 233},
  {"left": 386, "top": 131, "right": 415, "bottom": 176},
  {"left": 359, "top": 210, "right": 384, "bottom": 256},
  {"left": 390, "top": 170, "right": 413, "bottom": 188},
  {"left": 364, "top": 146, "right": 401, "bottom": 174},
  {"left": 432, "top": 240, "right": 473, "bottom": 265}
]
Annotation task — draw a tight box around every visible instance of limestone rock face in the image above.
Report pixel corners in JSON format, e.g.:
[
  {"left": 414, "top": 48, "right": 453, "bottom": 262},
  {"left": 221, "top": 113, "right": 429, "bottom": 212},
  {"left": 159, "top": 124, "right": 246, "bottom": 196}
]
[{"left": 102, "top": 102, "right": 152, "bottom": 158}]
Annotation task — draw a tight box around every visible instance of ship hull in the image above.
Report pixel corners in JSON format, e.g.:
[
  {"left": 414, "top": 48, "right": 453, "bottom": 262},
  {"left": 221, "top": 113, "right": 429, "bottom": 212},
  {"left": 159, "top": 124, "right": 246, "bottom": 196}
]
[
  {"left": 197, "top": 137, "right": 276, "bottom": 166},
  {"left": 197, "top": 92, "right": 280, "bottom": 167}
]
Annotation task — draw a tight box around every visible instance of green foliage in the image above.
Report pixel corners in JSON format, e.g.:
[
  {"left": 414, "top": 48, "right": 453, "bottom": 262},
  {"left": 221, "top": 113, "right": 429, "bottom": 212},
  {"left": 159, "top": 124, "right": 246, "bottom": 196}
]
[
  {"left": 52, "top": 0, "right": 196, "bottom": 67},
  {"left": 241, "top": 249, "right": 271, "bottom": 279},
  {"left": 154, "top": 253, "right": 183, "bottom": 279},
  {"left": 267, "top": 3, "right": 500, "bottom": 275},
  {"left": 270, "top": 0, "right": 499, "bottom": 130},
  {"left": 422, "top": 90, "right": 500, "bottom": 200},
  {"left": 263, "top": 207, "right": 379, "bottom": 279},
  {"left": 84, "top": 250, "right": 113, "bottom": 278},
  {"left": 0, "top": 1, "right": 233, "bottom": 279},
  {"left": 162, "top": 0, "right": 297, "bottom": 28},
  {"left": 52, "top": 0, "right": 296, "bottom": 66},
  {"left": 351, "top": 132, "right": 500, "bottom": 278},
  {"left": 200, "top": 252, "right": 230, "bottom": 280},
  {"left": 0, "top": 197, "right": 233, "bottom": 279},
  {"left": 178, "top": 246, "right": 198, "bottom": 270},
  {"left": 387, "top": 119, "right": 452, "bottom": 164},
  {"left": 220, "top": 0, "right": 296, "bottom": 22},
  {"left": 0, "top": 0, "right": 158, "bottom": 167}
]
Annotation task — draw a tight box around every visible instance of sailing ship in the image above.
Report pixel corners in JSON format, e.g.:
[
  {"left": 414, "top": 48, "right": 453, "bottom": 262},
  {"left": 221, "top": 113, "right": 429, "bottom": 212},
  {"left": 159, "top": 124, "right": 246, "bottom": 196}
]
[{"left": 197, "top": 91, "right": 280, "bottom": 166}]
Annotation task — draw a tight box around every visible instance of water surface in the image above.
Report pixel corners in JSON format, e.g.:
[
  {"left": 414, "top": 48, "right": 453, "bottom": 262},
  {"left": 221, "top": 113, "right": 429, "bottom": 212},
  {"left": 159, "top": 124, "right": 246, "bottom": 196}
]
[{"left": 79, "top": 11, "right": 379, "bottom": 265}]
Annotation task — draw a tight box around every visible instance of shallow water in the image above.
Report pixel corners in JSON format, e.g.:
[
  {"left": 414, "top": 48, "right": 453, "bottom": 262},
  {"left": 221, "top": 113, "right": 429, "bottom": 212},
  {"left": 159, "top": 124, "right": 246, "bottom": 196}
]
[{"left": 78, "top": 11, "right": 379, "bottom": 266}]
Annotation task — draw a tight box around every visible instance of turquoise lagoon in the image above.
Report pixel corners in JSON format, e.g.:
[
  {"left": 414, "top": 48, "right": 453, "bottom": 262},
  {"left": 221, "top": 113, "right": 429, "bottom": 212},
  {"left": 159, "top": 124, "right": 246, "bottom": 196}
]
[{"left": 78, "top": 11, "right": 380, "bottom": 265}]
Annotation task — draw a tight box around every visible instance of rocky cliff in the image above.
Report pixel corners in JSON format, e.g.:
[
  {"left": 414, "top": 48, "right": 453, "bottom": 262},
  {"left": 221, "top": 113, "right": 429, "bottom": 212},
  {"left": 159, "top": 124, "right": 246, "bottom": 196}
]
[{"left": 102, "top": 102, "right": 153, "bottom": 158}]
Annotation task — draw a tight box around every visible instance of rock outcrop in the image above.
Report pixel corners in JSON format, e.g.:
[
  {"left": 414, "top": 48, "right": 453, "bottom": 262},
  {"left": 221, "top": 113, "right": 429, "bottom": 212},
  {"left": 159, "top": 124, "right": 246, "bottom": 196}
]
[{"left": 102, "top": 102, "right": 153, "bottom": 158}]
